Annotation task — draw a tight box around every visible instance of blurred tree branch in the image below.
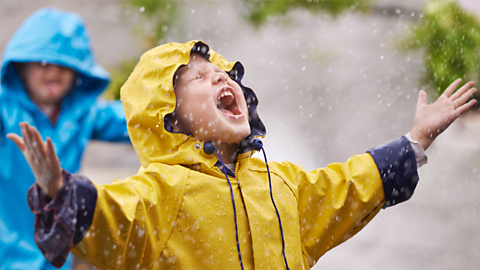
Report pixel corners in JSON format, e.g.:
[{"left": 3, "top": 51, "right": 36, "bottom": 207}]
[
  {"left": 103, "top": 0, "right": 179, "bottom": 100},
  {"left": 403, "top": 0, "right": 480, "bottom": 96},
  {"left": 242, "top": 0, "right": 373, "bottom": 26}
]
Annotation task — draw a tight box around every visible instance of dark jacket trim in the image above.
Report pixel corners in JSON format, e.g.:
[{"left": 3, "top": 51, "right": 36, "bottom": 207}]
[
  {"left": 367, "top": 136, "right": 419, "bottom": 208},
  {"left": 27, "top": 170, "right": 97, "bottom": 267}
]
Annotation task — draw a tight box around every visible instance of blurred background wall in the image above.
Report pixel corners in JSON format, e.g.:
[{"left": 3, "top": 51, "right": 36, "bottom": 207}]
[{"left": 2, "top": 0, "right": 480, "bottom": 269}]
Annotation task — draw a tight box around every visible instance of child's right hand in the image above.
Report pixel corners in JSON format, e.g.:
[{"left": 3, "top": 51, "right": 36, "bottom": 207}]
[{"left": 7, "top": 122, "right": 63, "bottom": 198}]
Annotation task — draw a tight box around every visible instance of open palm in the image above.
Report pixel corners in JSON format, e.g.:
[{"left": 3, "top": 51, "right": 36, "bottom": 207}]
[
  {"left": 7, "top": 122, "right": 63, "bottom": 198},
  {"left": 411, "top": 79, "right": 477, "bottom": 150}
]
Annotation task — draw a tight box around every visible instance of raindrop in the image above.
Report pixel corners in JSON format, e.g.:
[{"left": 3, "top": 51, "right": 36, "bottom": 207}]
[
  {"left": 395, "top": 9, "right": 401, "bottom": 14},
  {"left": 380, "top": 55, "right": 384, "bottom": 60},
  {"left": 192, "top": 9, "right": 195, "bottom": 13},
  {"left": 139, "top": 6, "right": 145, "bottom": 13}
]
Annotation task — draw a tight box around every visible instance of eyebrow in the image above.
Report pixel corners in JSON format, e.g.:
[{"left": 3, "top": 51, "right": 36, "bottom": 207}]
[{"left": 173, "top": 65, "right": 187, "bottom": 88}]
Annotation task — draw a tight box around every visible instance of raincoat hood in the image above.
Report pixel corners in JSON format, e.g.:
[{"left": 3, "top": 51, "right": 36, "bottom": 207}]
[
  {"left": 0, "top": 7, "right": 110, "bottom": 114},
  {"left": 121, "top": 41, "right": 265, "bottom": 168}
]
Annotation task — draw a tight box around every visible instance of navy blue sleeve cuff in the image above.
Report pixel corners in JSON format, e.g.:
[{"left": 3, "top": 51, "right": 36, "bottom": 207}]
[
  {"left": 67, "top": 171, "right": 98, "bottom": 245},
  {"left": 27, "top": 170, "right": 98, "bottom": 267},
  {"left": 367, "top": 136, "right": 419, "bottom": 208}
]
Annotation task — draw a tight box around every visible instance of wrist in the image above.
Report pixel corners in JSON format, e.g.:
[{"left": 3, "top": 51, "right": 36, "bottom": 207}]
[
  {"left": 45, "top": 175, "right": 64, "bottom": 199},
  {"left": 409, "top": 128, "right": 433, "bottom": 151}
]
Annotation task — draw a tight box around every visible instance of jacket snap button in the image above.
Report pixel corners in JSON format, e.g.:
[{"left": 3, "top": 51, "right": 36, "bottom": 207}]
[{"left": 194, "top": 143, "right": 201, "bottom": 150}]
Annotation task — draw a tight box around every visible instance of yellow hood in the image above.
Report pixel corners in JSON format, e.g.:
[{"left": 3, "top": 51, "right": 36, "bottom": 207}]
[{"left": 121, "top": 41, "right": 265, "bottom": 168}]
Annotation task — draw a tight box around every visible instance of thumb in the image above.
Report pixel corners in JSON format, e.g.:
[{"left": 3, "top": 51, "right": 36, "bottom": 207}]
[
  {"left": 416, "top": 90, "right": 427, "bottom": 108},
  {"left": 6, "top": 133, "right": 26, "bottom": 152}
]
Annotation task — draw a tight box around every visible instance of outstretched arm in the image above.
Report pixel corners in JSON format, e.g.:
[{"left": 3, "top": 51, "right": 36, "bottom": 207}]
[
  {"left": 7, "top": 122, "right": 63, "bottom": 198},
  {"left": 410, "top": 79, "right": 477, "bottom": 150}
]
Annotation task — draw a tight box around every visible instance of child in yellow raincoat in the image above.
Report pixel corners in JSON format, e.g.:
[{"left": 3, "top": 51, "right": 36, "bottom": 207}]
[{"left": 8, "top": 41, "right": 477, "bottom": 269}]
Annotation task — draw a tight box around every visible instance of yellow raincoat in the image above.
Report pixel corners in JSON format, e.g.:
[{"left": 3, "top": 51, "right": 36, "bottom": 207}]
[{"left": 72, "top": 41, "right": 387, "bottom": 269}]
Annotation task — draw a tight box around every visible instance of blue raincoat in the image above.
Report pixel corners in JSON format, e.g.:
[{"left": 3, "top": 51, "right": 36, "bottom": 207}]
[{"left": 0, "top": 7, "right": 130, "bottom": 270}]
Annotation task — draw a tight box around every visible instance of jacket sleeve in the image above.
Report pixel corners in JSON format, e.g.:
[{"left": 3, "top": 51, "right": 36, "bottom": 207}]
[
  {"left": 91, "top": 99, "right": 130, "bottom": 142},
  {"left": 28, "top": 164, "right": 185, "bottom": 270},
  {"left": 27, "top": 170, "right": 97, "bottom": 268},
  {"left": 71, "top": 165, "right": 187, "bottom": 270},
  {"left": 289, "top": 136, "right": 418, "bottom": 267}
]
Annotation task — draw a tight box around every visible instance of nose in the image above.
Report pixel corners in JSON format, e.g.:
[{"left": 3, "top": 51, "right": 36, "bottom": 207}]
[
  {"left": 212, "top": 71, "right": 228, "bottom": 84},
  {"left": 46, "top": 64, "right": 63, "bottom": 75}
]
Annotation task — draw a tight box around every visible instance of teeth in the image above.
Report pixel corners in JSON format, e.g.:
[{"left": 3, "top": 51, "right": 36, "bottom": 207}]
[{"left": 218, "top": 91, "right": 233, "bottom": 100}]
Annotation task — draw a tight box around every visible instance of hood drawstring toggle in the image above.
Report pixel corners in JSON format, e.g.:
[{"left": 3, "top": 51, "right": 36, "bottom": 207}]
[{"left": 203, "top": 140, "right": 290, "bottom": 270}]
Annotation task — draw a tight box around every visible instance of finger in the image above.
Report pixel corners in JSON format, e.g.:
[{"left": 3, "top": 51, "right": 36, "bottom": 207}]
[
  {"left": 25, "top": 125, "right": 42, "bottom": 158},
  {"left": 451, "top": 81, "right": 475, "bottom": 101},
  {"left": 28, "top": 125, "right": 47, "bottom": 157},
  {"left": 416, "top": 90, "right": 427, "bottom": 108},
  {"left": 454, "top": 88, "right": 477, "bottom": 108},
  {"left": 6, "top": 133, "right": 26, "bottom": 152},
  {"left": 443, "top": 78, "right": 463, "bottom": 97},
  {"left": 46, "top": 137, "right": 60, "bottom": 168},
  {"left": 23, "top": 124, "right": 43, "bottom": 163},
  {"left": 20, "top": 123, "right": 33, "bottom": 151},
  {"left": 19, "top": 123, "right": 39, "bottom": 163},
  {"left": 455, "top": 99, "right": 477, "bottom": 117}
]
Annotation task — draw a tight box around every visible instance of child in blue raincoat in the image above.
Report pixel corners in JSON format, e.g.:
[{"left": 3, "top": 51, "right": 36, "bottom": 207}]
[{"left": 0, "top": 7, "right": 130, "bottom": 270}]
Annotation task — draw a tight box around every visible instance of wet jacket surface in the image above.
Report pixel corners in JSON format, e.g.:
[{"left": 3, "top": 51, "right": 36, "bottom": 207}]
[
  {"left": 29, "top": 41, "right": 419, "bottom": 269},
  {"left": 0, "top": 7, "right": 130, "bottom": 270}
]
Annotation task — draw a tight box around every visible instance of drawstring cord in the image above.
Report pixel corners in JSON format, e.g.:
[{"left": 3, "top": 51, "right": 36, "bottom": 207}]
[
  {"left": 205, "top": 143, "right": 245, "bottom": 270},
  {"left": 250, "top": 140, "right": 290, "bottom": 270},
  {"left": 204, "top": 140, "right": 290, "bottom": 270}
]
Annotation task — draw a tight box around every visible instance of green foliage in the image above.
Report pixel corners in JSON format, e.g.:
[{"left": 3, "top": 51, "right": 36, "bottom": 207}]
[
  {"left": 102, "top": 59, "right": 138, "bottom": 100},
  {"left": 126, "top": 0, "right": 178, "bottom": 47},
  {"left": 243, "top": 0, "right": 372, "bottom": 26},
  {"left": 104, "top": 0, "right": 179, "bottom": 99},
  {"left": 405, "top": 0, "right": 480, "bottom": 96}
]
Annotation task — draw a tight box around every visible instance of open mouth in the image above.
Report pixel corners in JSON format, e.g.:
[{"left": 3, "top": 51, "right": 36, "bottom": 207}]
[
  {"left": 45, "top": 80, "right": 63, "bottom": 97},
  {"left": 216, "top": 87, "right": 244, "bottom": 119}
]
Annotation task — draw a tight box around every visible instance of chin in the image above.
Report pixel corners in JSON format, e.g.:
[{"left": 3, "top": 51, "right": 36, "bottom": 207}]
[
  {"left": 199, "top": 127, "right": 250, "bottom": 145},
  {"left": 225, "top": 128, "right": 251, "bottom": 145}
]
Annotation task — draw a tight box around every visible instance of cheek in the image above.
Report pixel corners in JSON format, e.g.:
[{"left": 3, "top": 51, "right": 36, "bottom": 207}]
[
  {"left": 25, "top": 71, "right": 43, "bottom": 89},
  {"left": 61, "top": 71, "right": 75, "bottom": 90}
]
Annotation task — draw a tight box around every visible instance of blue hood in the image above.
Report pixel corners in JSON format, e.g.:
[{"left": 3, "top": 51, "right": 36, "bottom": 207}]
[{"left": 0, "top": 7, "right": 110, "bottom": 114}]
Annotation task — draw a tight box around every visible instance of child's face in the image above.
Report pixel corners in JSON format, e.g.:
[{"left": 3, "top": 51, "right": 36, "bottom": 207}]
[
  {"left": 170, "top": 55, "right": 251, "bottom": 144},
  {"left": 21, "top": 62, "right": 75, "bottom": 106}
]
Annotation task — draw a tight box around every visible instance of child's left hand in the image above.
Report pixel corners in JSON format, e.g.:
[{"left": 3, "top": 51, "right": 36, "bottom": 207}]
[{"left": 410, "top": 79, "right": 477, "bottom": 150}]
